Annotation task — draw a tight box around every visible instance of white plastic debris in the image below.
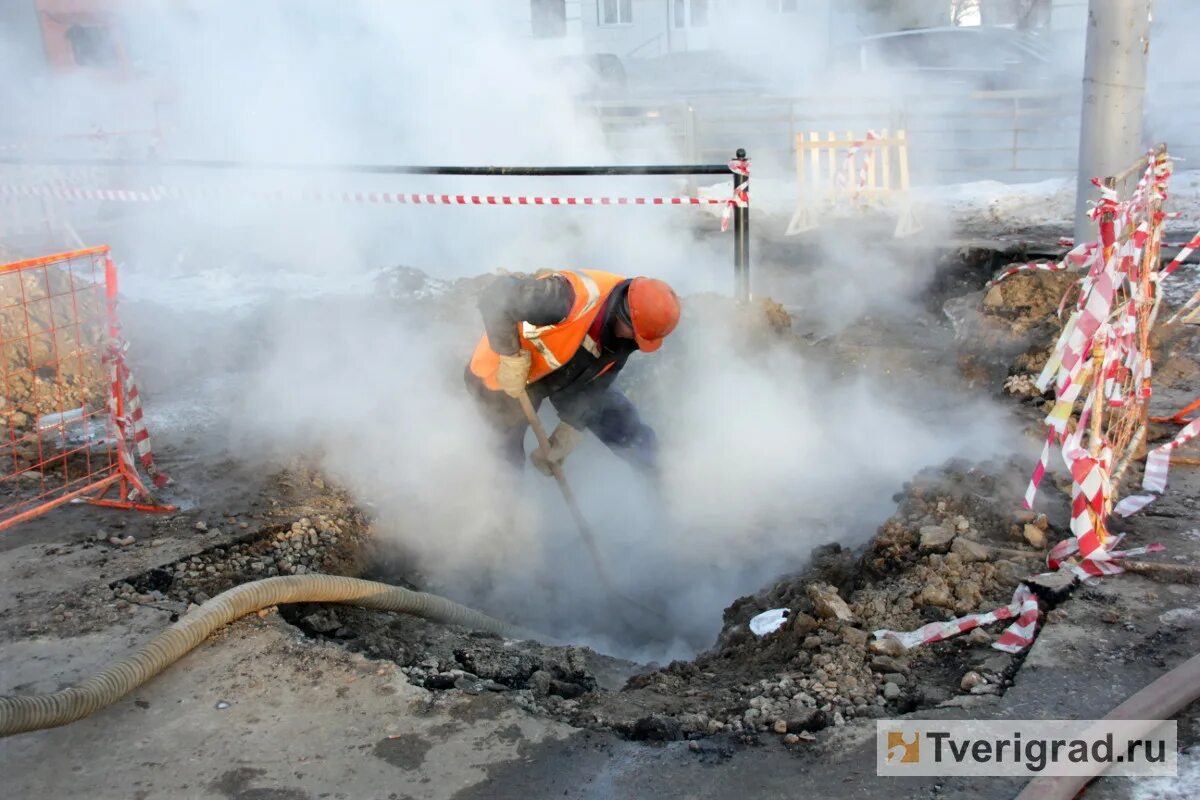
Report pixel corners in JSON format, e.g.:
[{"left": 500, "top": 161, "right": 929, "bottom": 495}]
[{"left": 749, "top": 608, "right": 790, "bottom": 637}]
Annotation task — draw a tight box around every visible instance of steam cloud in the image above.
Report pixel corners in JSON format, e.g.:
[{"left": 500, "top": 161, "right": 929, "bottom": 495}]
[{"left": 4, "top": 1, "right": 1034, "bottom": 660}]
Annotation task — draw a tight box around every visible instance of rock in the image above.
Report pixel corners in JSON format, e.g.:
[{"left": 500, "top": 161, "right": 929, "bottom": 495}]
[
  {"left": 803, "top": 635, "right": 822, "bottom": 650},
  {"left": 773, "top": 719, "right": 788, "bottom": 734},
  {"left": 919, "top": 525, "right": 956, "bottom": 551},
  {"left": 966, "top": 628, "right": 994, "bottom": 645},
  {"left": 1026, "top": 569, "right": 1076, "bottom": 601},
  {"left": 549, "top": 680, "right": 587, "bottom": 699},
  {"left": 687, "top": 740, "right": 701, "bottom": 752},
  {"left": 108, "top": 535, "right": 135, "bottom": 547},
  {"left": 871, "top": 655, "right": 907, "bottom": 673},
  {"left": 951, "top": 538, "right": 991, "bottom": 562},
  {"left": 790, "top": 611, "right": 818, "bottom": 635},
  {"left": 707, "top": 719, "right": 723, "bottom": 734},
  {"left": 883, "top": 682, "right": 901, "bottom": 700},
  {"left": 787, "top": 709, "right": 829, "bottom": 733},
  {"left": 424, "top": 673, "right": 458, "bottom": 690},
  {"left": 195, "top": 521, "right": 208, "bottom": 531},
  {"left": 918, "top": 583, "right": 955, "bottom": 609},
  {"left": 807, "top": 583, "right": 855, "bottom": 622},
  {"left": 868, "top": 638, "right": 905, "bottom": 658},
  {"left": 783, "top": 733, "right": 800, "bottom": 746},
  {"left": 630, "top": 715, "right": 683, "bottom": 742},
  {"left": 883, "top": 673, "right": 906, "bottom": 687},
  {"left": 1034, "top": 513, "right": 1049, "bottom": 531},
  {"left": 833, "top": 712, "right": 845, "bottom": 727},
  {"left": 960, "top": 671, "right": 986, "bottom": 692},
  {"left": 840, "top": 626, "right": 869, "bottom": 649},
  {"left": 1023, "top": 524, "right": 1047, "bottom": 549}
]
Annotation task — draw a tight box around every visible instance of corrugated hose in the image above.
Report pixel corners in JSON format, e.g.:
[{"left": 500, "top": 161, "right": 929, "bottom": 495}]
[{"left": 0, "top": 574, "right": 542, "bottom": 737}]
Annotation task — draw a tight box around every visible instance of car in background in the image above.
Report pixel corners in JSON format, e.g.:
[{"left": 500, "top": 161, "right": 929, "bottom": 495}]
[{"left": 829, "top": 26, "right": 1056, "bottom": 92}]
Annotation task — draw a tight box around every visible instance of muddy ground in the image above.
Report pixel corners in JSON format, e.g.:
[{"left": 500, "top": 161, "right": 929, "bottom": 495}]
[{"left": 1, "top": 234, "right": 1199, "bottom": 799}]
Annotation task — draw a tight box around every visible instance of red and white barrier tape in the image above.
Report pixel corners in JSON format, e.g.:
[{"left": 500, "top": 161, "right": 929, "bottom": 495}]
[
  {"left": 0, "top": 183, "right": 728, "bottom": 208},
  {"left": 1020, "top": 157, "right": 1169, "bottom": 567},
  {"left": 1113, "top": 418, "right": 1200, "bottom": 516},
  {"left": 1162, "top": 230, "right": 1200, "bottom": 277},
  {"left": 987, "top": 241, "right": 1099, "bottom": 288},
  {"left": 1058, "top": 234, "right": 1196, "bottom": 250},
  {"left": 105, "top": 341, "right": 170, "bottom": 494},
  {"left": 721, "top": 157, "right": 750, "bottom": 232},
  {"left": 1045, "top": 534, "right": 1166, "bottom": 580},
  {"left": 837, "top": 131, "right": 878, "bottom": 200},
  {"left": 872, "top": 583, "right": 1040, "bottom": 654}
]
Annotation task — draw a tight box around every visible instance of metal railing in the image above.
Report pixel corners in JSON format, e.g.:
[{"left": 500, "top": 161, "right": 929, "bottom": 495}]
[{"left": 582, "top": 85, "right": 1200, "bottom": 184}]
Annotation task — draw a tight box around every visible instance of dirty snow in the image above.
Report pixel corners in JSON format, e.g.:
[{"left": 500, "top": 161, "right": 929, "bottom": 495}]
[
  {"left": 1129, "top": 749, "right": 1200, "bottom": 800},
  {"left": 706, "top": 169, "right": 1200, "bottom": 238}
]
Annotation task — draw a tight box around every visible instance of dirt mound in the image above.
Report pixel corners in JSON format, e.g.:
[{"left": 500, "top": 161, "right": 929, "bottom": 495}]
[
  {"left": 0, "top": 265, "right": 110, "bottom": 445},
  {"left": 227, "top": 451, "right": 1060, "bottom": 747},
  {"left": 565, "top": 460, "right": 1046, "bottom": 741}
]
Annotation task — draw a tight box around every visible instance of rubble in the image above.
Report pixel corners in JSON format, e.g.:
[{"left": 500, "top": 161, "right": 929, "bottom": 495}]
[{"left": 807, "top": 583, "right": 855, "bottom": 622}]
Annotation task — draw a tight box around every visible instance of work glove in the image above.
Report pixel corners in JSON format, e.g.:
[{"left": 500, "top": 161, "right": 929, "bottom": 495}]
[
  {"left": 495, "top": 350, "right": 531, "bottom": 398},
  {"left": 530, "top": 422, "right": 583, "bottom": 476}
]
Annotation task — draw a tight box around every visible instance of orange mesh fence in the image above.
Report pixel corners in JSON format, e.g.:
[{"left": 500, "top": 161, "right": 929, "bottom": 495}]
[{"left": 0, "top": 245, "right": 172, "bottom": 531}]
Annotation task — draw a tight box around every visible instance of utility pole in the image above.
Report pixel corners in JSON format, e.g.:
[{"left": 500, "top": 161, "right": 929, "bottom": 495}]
[{"left": 1074, "top": 0, "right": 1152, "bottom": 243}]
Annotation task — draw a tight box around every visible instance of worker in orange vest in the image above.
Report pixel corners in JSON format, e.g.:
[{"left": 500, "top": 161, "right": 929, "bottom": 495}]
[{"left": 466, "top": 270, "right": 680, "bottom": 475}]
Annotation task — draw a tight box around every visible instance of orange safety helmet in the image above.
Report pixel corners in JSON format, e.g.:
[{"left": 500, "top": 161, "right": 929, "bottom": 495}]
[{"left": 626, "top": 277, "right": 680, "bottom": 352}]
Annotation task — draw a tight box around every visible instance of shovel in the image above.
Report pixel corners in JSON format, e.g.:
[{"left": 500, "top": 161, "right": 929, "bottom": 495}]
[{"left": 515, "top": 390, "right": 666, "bottom": 622}]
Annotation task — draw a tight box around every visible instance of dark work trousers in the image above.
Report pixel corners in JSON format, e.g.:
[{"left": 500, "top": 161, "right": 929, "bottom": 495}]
[{"left": 463, "top": 367, "right": 657, "bottom": 473}]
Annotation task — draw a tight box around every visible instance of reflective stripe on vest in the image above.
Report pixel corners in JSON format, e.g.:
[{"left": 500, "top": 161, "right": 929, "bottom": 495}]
[
  {"left": 519, "top": 271, "right": 603, "bottom": 370},
  {"left": 467, "top": 269, "right": 625, "bottom": 390}
]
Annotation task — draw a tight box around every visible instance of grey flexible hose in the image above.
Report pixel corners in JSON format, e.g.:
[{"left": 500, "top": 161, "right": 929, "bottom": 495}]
[
  {"left": 1015, "top": 652, "right": 1200, "bottom": 799},
  {"left": 0, "top": 574, "right": 542, "bottom": 737}
]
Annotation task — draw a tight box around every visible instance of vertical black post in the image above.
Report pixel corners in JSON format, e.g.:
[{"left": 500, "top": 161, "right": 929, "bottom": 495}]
[{"left": 732, "top": 148, "right": 750, "bottom": 302}]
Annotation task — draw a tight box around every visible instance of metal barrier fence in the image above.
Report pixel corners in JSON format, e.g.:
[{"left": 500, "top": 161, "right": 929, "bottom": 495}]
[
  {"left": 584, "top": 85, "right": 1200, "bottom": 183},
  {"left": 0, "top": 246, "right": 171, "bottom": 530}
]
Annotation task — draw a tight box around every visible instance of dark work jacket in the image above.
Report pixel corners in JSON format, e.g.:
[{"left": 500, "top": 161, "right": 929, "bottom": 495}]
[{"left": 477, "top": 274, "right": 637, "bottom": 429}]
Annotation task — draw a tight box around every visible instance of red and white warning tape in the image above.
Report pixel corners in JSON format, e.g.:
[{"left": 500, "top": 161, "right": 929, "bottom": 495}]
[
  {"left": 1161, "top": 229, "right": 1200, "bottom": 277},
  {"left": 721, "top": 156, "right": 750, "bottom": 232},
  {"left": 0, "top": 183, "right": 728, "bottom": 208},
  {"left": 1113, "top": 418, "right": 1200, "bottom": 516},
  {"left": 1045, "top": 533, "right": 1165, "bottom": 580},
  {"left": 837, "top": 131, "right": 878, "bottom": 200},
  {"left": 987, "top": 241, "right": 1099, "bottom": 288},
  {"left": 873, "top": 583, "right": 1040, "bottom": 654},
  {"left": 105, "top": 340, "right": 170, "bottom": 493},
  {"left": 1020, "top": 155, "right": 1179, "bottom": 584}
]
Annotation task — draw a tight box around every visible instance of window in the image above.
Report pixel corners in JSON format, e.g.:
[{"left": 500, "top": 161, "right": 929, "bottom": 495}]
[
  {"left": 531, "top": 0, "right": 566, "bottom": 38},
  {"left": 674, "top": 0, "right": 708, "bottom": 28},
  {"left": 599, "top": 0, "right": 632, "bottom": 26},
  {"left": 65, "top": 24, "right": 118, "bottom": 67}
]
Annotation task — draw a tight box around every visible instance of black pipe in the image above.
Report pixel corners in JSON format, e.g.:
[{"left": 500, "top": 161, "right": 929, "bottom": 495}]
[
  {"left": 0, "top": 157, "right": 731, "bottom": 176},
  {"left": 2, "top": 150, "right": 751, "bottom": 298}
]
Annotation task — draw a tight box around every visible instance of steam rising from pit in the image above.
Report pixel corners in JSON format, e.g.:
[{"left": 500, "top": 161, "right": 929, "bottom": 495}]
[{"left": 2, "top": 2, "right": 1040, "bottom": 661}]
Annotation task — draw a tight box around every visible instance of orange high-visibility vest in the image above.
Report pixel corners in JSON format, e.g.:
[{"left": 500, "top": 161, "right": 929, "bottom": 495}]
[{"left": 469, "top": 269, "right": 626, "bottom": 390}]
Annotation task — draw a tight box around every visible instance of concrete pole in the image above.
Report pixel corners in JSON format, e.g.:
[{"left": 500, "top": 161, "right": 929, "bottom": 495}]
[{"left": 1074, "top": 0, "right": 1152, "bottom": 243}]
